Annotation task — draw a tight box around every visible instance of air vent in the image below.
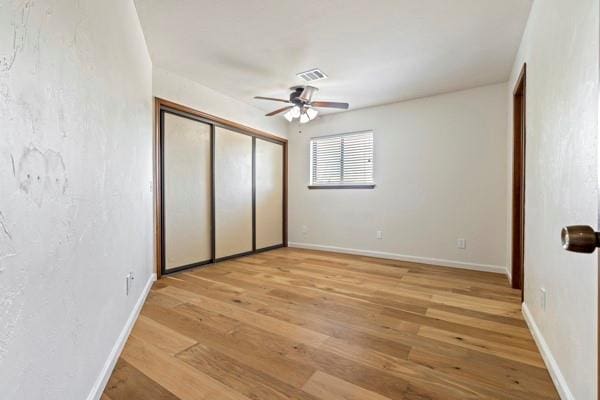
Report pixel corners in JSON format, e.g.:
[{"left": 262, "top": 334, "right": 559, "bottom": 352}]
[{"left": 297, "top": 68, "right": 328, "bottom": 82}]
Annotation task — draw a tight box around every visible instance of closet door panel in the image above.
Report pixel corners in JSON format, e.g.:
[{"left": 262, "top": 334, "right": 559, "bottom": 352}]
[
  {"left": 256, "top": 139, "right": 283, "bottom": 249},
  {"left": 215, "top": 127, "right": 253, "bottom": 258},
  {"left": 163, "top": 113, "right": 212, "bottom": 271}
]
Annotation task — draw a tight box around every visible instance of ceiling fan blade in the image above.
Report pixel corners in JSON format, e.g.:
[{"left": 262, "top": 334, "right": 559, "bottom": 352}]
[
  {"left": 254, "top": 96, "right": 291, "bottom": 104},
  {"left": 265, "top": 106, "right": 294, "bottom": 116},
  {"left": 310, "top": 101, "right": 349, "bottom": 110}
]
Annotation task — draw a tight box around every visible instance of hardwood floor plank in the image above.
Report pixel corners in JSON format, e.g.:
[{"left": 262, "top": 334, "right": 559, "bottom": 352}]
[
  {"left": 380, "top": 307, "right": 537, "bottom": 351},
  {"left": 319, "top": 336, "right": 505, "bottom": 399},
  {"left": 408, "top": 347, "right": 558, "bottom": 399},
  {"left": 130, "top": 315, "right": 196, "bottom": 355},
  {"left": 160, "top": 285, "right": 330, "bottom": 347},
  {"left": 122, "top": 335, "right": 250, "bottom": 400},
  {"left": 417, "top": 325, "right": 545, "bottom": 368},
  {"left": 144, "top": 289, "right": 186, "bottom": 308},
  {"left": 177, "top": 344, "right": 322, "bottom": 400},
  {"left": 425, "top": 308, "right": 532, "bottom": 340},
  {"left": 103, "top": 248, "right": 558, "bottom": 400},
  {"left": 401, "top": 273, "right": 520, "bottom": 298},
  {"left": 302, "top": 371, "right": 393, "bottom": 400},
  {"left": 104, "top": 359, "right": 180, "bottom": 400},
  {"left": 141, "top": 302, "right": 316, "bottom": 387},
  {"left": 430, "top": 293, "right": 522, "bottom": 318}
]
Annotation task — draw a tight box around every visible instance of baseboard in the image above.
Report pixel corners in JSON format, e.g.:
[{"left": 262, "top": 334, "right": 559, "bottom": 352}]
[
  {"left": 288, "top": 242, "right": 506, "bottom": 274},
  {"left": 86, "top": 272, "right": 156, "bottom": 400},
  {"left": 522, "top": 303, "right": 574, "bottom": 400}
]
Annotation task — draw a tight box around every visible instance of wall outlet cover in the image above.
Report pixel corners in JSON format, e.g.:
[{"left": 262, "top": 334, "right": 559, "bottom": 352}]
[
  {"left": 540, "top": 287, "right": 547, "bottom": 310},
  {"left": 126, "top": 272, "right": 135, "bottom": 296}
]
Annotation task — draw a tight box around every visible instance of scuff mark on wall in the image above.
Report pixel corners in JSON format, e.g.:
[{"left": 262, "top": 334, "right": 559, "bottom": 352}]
[
  {"left": 44, "top": 150, "right": 67, "bottom": 197},
  {"left": 0, "top": 271, "right": 26, "bottom": 363},
  {"left": 57, "top": 107, "right": 67, "bottom": 138},
  {"left": 17, "top": 146, "right": 46, "bottom": 206},
  {"left": 0, "top": 212, "right": 12, "bottom": 241},
  {"left": 0, "top": 211, "right": 16, "bottom": 263},
  {"left": 0, "top": 81, "right": 8, "bottom": 100},
  {"left": 16, "top": 147, "right": 68, "bottom": 206},
  {"left": 10, "top": 154, "right": 16, "bottom": 177},
  {"left": 0, "top": 0, "right": 33, "bottom": 72}
]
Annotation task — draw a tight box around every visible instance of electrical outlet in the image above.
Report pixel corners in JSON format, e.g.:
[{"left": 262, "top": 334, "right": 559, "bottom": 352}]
[
  {"left": 457, "top": 238, "right": 466, "bottom": 249},
  {"left": 376, "top": 230, "right": 383, "bottom": 240},
  {"left": 301, "top": 225, "right": 308, "bottom": 236},
  {"left": 125, "top": 272, "right": 135, "bottom": 296},
  {"left": 540, "top": 287, "right": 547, "bottom": 311}
]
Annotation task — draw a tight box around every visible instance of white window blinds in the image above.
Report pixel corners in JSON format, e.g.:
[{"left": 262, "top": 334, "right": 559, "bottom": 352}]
[{"left": 310, "top": 131, "right": 374, "bottom": 187}]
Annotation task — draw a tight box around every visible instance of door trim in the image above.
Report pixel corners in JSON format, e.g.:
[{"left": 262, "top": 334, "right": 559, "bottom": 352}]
[
  {"left": 511, "top": 63, "right": 526, "bottom": 299},
  {"left": 154, "top": 98, "right": 288, "bottom": 278},
  {"left": 252, "top": 137, "right": 257, "bottom": 252},
  {"left": 597, "top": 19, "right": 600, "bottom": 397}
]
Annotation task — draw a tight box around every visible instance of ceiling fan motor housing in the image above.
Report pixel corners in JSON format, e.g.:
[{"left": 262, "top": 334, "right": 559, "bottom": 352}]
[
  {"left": 290, "top": 88, "right": 303, "bottom": 104},
  {"left": 289, "top": 87, "right": 304, "bottom": 104},
  {"left": 289, "top": 85, "right": 318, "bottom": 105}
]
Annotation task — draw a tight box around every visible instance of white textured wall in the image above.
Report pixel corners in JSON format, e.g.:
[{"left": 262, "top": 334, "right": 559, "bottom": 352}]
[
  {"left": 506, "top": 0, "right": 598, "bottom": 398},
  {"left": 0, "top": 1, "right": 153, "bottom": 399},
  {"left": 288, "top": 83, "right": 508, "bottom": 272},
  {"left": 153, "top": 67, "right": 287, "bottom": 139}
]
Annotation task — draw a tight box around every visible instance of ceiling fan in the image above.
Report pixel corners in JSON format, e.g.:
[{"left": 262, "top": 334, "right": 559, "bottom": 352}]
[{"left": 254, "top": 86, "right": 349, "bottom": 123}]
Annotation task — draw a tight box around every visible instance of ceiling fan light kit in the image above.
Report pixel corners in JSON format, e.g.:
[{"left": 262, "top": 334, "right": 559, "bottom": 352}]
[
  {"left": 283, "top": 106, "right": 301, "bottom": 122},
  {"left": 254, "top": 85, "right": 349, "bottom": 124},
  {"left": 305, "top": 107, "right": 318, "bottom": 120},
  {"left": 299, "top": 110, "right": 311, "bottom": 124},
  {"left": 284, "top": 105, "right": 318, "bottom": 123}
]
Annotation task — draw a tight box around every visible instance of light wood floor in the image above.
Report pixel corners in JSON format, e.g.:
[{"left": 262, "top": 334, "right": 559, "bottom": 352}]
[{"left": 102, "top": 248, "right": 558, "bottom": 400}]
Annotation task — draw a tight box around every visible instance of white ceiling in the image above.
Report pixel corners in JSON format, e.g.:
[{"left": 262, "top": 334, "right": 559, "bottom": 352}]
[{"left": 135, "top": 0, "right": 532, "bottom": 115}]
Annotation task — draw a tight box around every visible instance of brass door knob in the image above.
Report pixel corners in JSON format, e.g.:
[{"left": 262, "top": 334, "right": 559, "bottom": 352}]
[{"left": 561, "top": 225, "right": 600, "bottom": 253}]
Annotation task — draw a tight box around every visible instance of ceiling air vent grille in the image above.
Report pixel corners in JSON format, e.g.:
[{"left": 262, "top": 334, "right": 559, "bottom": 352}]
[{"left": 297, "top": 68, "right": 328, "bottom": 82}]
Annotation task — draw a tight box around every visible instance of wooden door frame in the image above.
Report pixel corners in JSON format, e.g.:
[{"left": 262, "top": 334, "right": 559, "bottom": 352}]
[
  {"left": 512, "top": 63, "right": 526, "bottom": 298},
  {"left": 153, "top": 98, "right": 288, "bottom": 278},
  {"left": 596, "top": 13, "right": 600, "bottom": 394}
]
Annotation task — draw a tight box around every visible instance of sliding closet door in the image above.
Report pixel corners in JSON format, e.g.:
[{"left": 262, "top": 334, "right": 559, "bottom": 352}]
[
  {"left": 255, "top": 138, "right": 284, "bottom": 249},
  {"left": 214, "top": 127, "right": 253, "bottom": 258},
  {"left": 163, "top": 112, "right": 212, "bottom": 272}
]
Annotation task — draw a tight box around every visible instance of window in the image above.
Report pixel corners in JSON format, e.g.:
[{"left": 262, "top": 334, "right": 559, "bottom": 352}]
[{"left": 309, "top": 131, "right": 374, "bottom": 188}]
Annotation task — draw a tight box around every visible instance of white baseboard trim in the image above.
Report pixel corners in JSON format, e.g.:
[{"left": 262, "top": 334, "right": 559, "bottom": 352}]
[
  {"left": 522, "top": 303, "right": 574, "bottom": 400},
  {"left": 86, "top": 272, "right": 156, "bottom": 400},
  {"left": 288, "top": 242, "right": 506, "bottom": 274}
]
